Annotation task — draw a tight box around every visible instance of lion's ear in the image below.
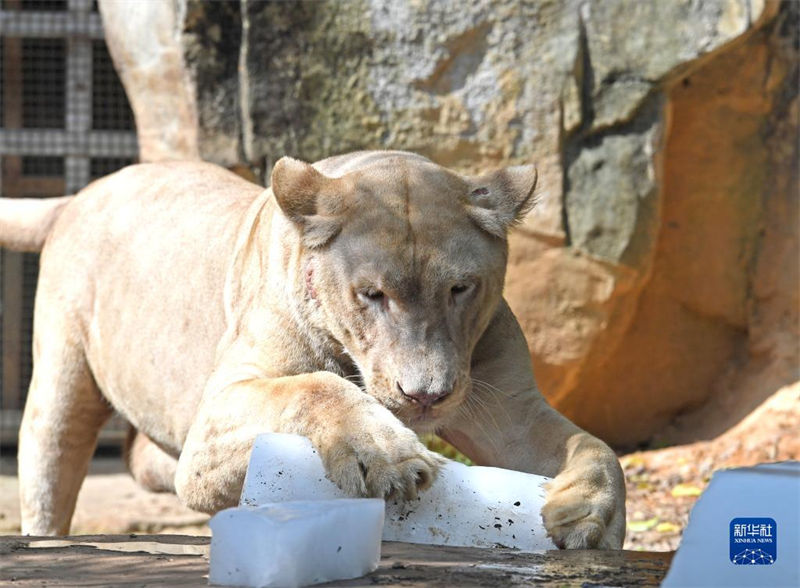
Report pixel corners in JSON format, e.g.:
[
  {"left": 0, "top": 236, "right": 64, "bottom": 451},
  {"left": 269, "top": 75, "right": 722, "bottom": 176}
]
[
  {"left": 271, "top": 157, "right": 347, "bottom": 248},
  {"left": 464, "top": 165, "right": 538, "bottom": 238}
]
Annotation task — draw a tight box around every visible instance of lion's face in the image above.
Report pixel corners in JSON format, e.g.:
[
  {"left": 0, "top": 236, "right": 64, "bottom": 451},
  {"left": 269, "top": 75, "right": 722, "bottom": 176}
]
[{"left": 271, "top": 153, "right": 536, "bottom": 432}]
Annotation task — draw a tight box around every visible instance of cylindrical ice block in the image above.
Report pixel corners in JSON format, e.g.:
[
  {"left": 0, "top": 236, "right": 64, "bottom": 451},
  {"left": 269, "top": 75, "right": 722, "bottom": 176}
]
[{"left": 240, "top": 433, "right": 556, "bottom": 551}]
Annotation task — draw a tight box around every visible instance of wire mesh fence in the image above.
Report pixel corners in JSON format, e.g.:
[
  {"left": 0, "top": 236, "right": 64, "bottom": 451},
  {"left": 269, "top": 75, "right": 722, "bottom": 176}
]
[{"left": 0, "top": 0, "right": 138, "bottom": 441}]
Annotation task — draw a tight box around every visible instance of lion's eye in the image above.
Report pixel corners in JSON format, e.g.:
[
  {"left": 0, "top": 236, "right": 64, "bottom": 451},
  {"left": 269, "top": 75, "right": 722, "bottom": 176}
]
[
  {"left": 450, "top": 283, "right": 475, "bottom": 302},
  {"left": 358, "top": 288, "right": 385, "bottom": 303}
]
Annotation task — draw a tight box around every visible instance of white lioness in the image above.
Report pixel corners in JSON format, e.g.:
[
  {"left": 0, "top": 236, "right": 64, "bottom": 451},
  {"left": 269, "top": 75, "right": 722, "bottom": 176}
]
[{"left": 0, "top": 151, "right": 625, "bottom": 547}]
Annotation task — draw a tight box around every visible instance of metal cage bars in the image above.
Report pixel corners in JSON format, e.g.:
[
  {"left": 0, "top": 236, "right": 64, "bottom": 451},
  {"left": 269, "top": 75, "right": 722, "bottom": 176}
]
[
  {"left": 0, "top": 0, "right": 138, "bottom": 194},
  {"left": 0, "top": 0, "right": 137, "bottom": 436}
]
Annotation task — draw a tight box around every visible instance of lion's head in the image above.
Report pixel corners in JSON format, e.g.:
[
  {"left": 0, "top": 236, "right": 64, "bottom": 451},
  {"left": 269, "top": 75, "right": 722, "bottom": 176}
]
[{"left": 271, "top": 151, "right": 536, "bottom": 433}]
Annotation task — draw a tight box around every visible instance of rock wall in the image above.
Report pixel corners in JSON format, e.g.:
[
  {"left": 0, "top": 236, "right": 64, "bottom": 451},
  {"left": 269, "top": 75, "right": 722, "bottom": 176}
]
[
  {"left": 554, "top": 14, "right": 800, "bottom": 444},
  {"left": 98, "top": 0, "right": 798, "bottom": 447}
]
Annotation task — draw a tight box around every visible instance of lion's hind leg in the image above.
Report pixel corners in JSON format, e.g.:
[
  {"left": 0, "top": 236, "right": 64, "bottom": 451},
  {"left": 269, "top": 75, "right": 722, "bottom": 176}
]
[
  {"left": 124, "top": 427, "right": 177, "bottom": 493},
  {"left": 17, "top": 335, "right": 112, "bottom": 535}
]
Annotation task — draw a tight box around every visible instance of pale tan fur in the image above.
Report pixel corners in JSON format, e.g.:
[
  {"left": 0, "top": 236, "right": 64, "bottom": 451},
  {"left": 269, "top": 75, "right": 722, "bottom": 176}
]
[
  {"left": 4, "top": 152, "right": 625, "bottom": 548},
  {"left": 0, "top": 196, "right": 72, "bottom": 252}
]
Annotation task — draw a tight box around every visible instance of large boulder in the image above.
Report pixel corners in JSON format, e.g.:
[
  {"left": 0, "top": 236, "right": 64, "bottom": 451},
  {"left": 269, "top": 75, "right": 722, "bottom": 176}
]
[{"left": 99, "top": 0, "right": 798, "bottom": 447}]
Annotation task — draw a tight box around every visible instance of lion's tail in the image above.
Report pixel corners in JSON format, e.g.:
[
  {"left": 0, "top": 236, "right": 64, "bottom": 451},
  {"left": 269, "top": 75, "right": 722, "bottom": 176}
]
[{"left": 0, "top": 196, "right": 73, "bottom": 252}]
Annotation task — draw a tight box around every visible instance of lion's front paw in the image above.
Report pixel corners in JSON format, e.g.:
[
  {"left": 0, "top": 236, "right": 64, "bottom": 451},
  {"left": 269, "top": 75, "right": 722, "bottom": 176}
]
[
  {"left": 318, "top": 403, "right": 445, "bottom": 501},
  {"left": 541, "top": 462, "right": 626, "bottom": 549}
]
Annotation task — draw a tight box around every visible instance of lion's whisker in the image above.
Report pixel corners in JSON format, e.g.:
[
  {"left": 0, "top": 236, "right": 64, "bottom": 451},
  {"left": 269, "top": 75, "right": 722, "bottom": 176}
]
[
  {"left": 471, "top": 377, "right": 513, "bottom": 398},
  {"left": 470, "top": 379, "right": 515, "bottom": 427},
  {"left": 468, "top": 390, "right": 505, "bottom": 436},
  {"left": 459, "top": 395, "right": 501, "bottom": 457}
]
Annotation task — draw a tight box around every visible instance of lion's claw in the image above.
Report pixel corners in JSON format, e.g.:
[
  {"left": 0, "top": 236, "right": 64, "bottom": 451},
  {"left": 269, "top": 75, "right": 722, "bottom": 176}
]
[
  {"left": 542, "top": 464, "right": 626, "bottom": 549},
  {"left": 318, "top": 403, "right": 445, "bottom": 501}
]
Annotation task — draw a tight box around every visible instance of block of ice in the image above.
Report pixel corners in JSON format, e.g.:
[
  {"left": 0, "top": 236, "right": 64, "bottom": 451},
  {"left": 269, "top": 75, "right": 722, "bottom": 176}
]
[
  {"left": 662, "top": 461, "right": 799, "bottom": 587},
  {"left": 383, "top": 458, "right": 554, "bottom": 551},
  {"left": 209, "top": 499, "right": 384, "bottom": 588},
  {"left": 241, "top": 433, "right": 556, "bottom": 551}
]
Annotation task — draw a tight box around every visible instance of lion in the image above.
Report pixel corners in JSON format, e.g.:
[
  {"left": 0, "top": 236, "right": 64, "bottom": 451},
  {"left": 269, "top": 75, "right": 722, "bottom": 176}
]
[{"left": 0, "top": 151, "right": 625, "bottom": 548}]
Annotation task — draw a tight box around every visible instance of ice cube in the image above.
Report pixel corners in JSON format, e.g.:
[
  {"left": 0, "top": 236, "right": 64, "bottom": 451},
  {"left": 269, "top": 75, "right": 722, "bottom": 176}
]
[
  {"left": 240, "top": 435, "right": 349, "bottom": 506},
  {"left": 209, "top": 499, "right": 384, "bottom": 588},
  {"left": 662, "top": 461, "right": 799, "bottom": 587},
  {"left": 240, "top": 433, "right": 555, "bottom": 551}
]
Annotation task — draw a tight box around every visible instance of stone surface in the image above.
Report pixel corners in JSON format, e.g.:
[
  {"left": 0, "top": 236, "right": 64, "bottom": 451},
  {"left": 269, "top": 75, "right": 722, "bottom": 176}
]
[
  {"left": 0, "top": 534, "right": 673, "bottom": 587},
  {"left": 182, "top": 0, "right": 242, "bottom": 166},
  {"left": 98, "top": 0, "right": 798, "bottom": 447},
  {"left": 559, "top": 9, "right": 799, "bottom": 444},
  {"left": 577, "top": 0, "right": 763, "bottom": 131},
  {"left": 565, "top": 115, "right": 662, "bottom": 265}
]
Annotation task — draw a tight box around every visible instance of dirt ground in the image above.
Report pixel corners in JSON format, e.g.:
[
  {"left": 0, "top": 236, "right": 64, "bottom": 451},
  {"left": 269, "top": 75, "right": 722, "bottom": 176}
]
[
  {"left": 0, "top": 457, "right": 210, "bottom": 537},
  {"left": 1, "top": 382, "right": 796, "bottom": 552}
]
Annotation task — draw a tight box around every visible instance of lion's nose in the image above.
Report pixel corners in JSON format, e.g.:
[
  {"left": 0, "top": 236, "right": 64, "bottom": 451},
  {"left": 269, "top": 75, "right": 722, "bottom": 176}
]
[{"left": 396, "top": 382, "right": 450, "bottom": 407}]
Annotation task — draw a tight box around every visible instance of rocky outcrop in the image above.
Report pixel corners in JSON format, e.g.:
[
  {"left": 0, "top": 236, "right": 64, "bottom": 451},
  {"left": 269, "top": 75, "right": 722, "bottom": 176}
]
[{"left": 98, "top": 0, "right": 798, "bottom": 447}]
